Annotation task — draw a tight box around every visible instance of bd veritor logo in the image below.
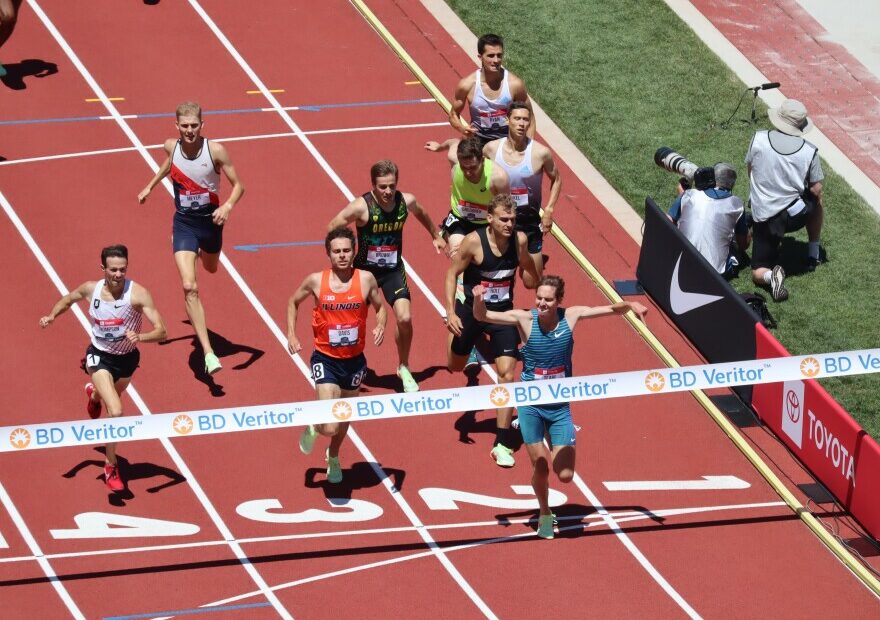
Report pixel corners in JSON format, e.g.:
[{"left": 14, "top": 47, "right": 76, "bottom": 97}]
[
  {"left": 173, "top": 415, "right": 194, "bottom": 435},
  {"left": 781, "top": 380, "right": 804, "bottom": 448},
  {"left": 332, "top": 401, "right": 353, "bottom": 421},
  {"left": 488, "top": 386, "right": 510, "bottom": 407},
  {"left": 9, "top": 428, "right": 31, "bottom": 449},
  {"left": 799, "top": 357, "right": 820, "bottom": 378},
  {"left": 644, "top": 371, "right": 665, "bottom": 392}
]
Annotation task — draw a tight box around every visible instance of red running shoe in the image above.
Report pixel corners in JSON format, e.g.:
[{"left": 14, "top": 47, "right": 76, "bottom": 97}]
[
  {"left": 84, "top": 383, "right": 101, "bottom": 419},
  {"left": 104, "top": 463, "right": 124, "bottom": 492}
]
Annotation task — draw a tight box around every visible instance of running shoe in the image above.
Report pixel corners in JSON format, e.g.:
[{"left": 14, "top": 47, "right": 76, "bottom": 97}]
[
  {"left": 397, "top": 365, "right": 419, "bottom": 393},
  {"left": 0, "top": 64, "right": 6, "bottom": 78},
  {"left": 537, "top": 514, "right": 555, "bottom": 539},
  {"left": 455, "top": 274, "right": 465, "bottom": 303},
  {"left": 204, "top": 352, "right": 222, "bottom": 375},
  {"left": 770, "top": 265, "right": 788, "bottom": 302},
  {"left": 84, "top": 383, "right": 101, "bottom": 419},
  {"left": 326, "top": 449, "right": 343, "bottom": 484},
  {"left": 464, "top": 347, "right": 480, "bottom": 371},
  {"left": 299, "top": 424, "right": 317, "bottom": 455},
  {"left": 104, "top": 463, "right": 124, "bottom": 492},
  {"left": 490, "top": 443, "right": 515, "bottom": 467}
]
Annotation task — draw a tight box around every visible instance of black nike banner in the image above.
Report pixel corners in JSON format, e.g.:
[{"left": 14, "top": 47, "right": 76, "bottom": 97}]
[{"left": 636, "top": 197, "right": 757, "bottom": 402}]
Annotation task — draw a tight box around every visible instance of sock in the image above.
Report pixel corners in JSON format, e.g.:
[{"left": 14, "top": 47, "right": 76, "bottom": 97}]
[
  {"left": 495, "top": 426, "right": 512, "bottom": 447},
  {"left": 808, "top": 241, "right": 821, "bottom": 260},
  {"left": 763, "top": 271, "right": 772, "bottom": 284}
]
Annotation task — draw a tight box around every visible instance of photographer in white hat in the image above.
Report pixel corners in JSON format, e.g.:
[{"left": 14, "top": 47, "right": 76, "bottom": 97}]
[{"left": 745, "top": 98, "right": 825, "bottom": 302}]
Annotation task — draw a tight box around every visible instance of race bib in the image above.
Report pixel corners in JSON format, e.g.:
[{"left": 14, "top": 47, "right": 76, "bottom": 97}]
[
  {"left": 510, "top": 187, "right": 529, "bottom": 207},
  {"left": 478, "top": 109, "right": 508, "bottom": 130},
  {"left": 458, "top": 199, "right": 488, "bottom": 221},
  {"left": 367, "top": 244, "right": 399, "bottom": 268},
  {"left": 480, "top": 280, "right": 511, "bottom": 304},
  {"left": 93, "top": 318, "right": 125, "bottom": 342},
  {"left": 328, "top": 322, "right": 359, "bottom": 348},
  {"left": 179, "top": 190, "right": 211, "bottom": 210},
  {"left": 534, "top": 366, "right": 566, "bottom": 380}
]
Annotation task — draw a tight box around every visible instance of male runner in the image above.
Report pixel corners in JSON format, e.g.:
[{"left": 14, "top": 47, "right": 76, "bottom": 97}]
[
  {"left": 327, "top": 160, "right": 445, "bottom": 393},
  {"left": 137, "top": 101, "right": 244, "bottom": 375},
  {"left": 39, "top": 245, "right": 167, "bottom": 492},
  {"left": 445, "top": 194, "right": 538, "bottom": 467},
  {"left": 287, "top": 228, "right": 386, "bottom": 484},
  {"left": 483, "top": 102, "right": 562, "bottom": 278},
  {"left": 473, "top": 275, "right": 646, "bottom": 537},
  {"left": 449, "top": 33, "right": 534, "bottom": 145}
]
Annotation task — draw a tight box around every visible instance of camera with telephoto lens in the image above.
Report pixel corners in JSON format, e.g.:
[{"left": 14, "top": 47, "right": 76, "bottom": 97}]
[{"left": 654, "top": 146, "right": 715, "bottom": 190}]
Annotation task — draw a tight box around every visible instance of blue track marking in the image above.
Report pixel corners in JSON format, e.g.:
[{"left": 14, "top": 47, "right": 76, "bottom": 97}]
[
  {"left": 234, "top": 241, "right": 324, "bottom": 252},
  {"left": 104, "top": 601, "right": 271, "bottom": 619},
  {"left": 0, "top": 97, "right": 431, "bottom": 127}
]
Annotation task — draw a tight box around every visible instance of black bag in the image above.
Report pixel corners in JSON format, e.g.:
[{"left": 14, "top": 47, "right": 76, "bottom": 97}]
[{"left": 740, "top": 292, "right": 777, "bottom": 329}]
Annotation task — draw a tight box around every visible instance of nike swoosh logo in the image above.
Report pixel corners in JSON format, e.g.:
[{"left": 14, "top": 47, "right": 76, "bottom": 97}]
[
  {"left": 114, "top": 304, "right": 124, "bottom": 309},
  {"left": 669, "top": 253, "right": 723, "bottom": 315}
]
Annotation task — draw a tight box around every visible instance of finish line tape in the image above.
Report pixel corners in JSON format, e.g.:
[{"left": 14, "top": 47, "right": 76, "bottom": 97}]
[{"left": 4, "top": 349, "right": 879, "bottom": 452}]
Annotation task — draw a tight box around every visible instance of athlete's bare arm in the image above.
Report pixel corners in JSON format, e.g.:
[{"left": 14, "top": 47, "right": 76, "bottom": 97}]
[
  {"left": 472, "top": 285, "right": 532, "bottom": 341},
  {"left": 286, "top": 272, "right": 320, "bottom": 354},
  {"left": 129, "top": 284, "right": 167, "bottom": 343},
  {"left": 449, "top": 74, "right": 477, "bottom": 137},
  {"left": 208, "top": 141, "right": 245, "bottom": 226},
  {"left": 490, "top": 166, "right": 510, "bottom": 196},
  {"left": 363, "top": 271, "right": 387, "bottom": 346},
  {"left": 137, "top": 139, "right": 176, "bottom": 204},
  {"left": 444, "top": 232, "right": 478, "bottom": 335},
  {"left": 565, "top": 301, "right": 648, "bottom": 325},
  {"left": 538, "top": 144, "right": 562, "bottom": 232},
  {"left": 403, "top": 193, "right": 446, "bottom": 254},
  {"left": 508, "top": 73, "right": 536, "bottom": 138},
  {"left": 327, "top": 197, "right": 369, "bottom": 231},
  {"left": 424, "top": 139, "right": 461, "bottom": 166},
  {"left": 39, "top": 281, "right": 96, "bottom": 328},
  {"left": 482, "top": 138, "right": 503, "bottom": 160}
]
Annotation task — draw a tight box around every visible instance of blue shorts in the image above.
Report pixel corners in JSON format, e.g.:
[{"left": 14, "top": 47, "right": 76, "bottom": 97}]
[
  {"left": 310, "top": 350, "right": 367, "bottom": 391},
  {"left": 517, "top": 403, "right": 576, "bottom": 447},
  {"left": 173, "top": 211, "right": 223, "bottom": 254}
]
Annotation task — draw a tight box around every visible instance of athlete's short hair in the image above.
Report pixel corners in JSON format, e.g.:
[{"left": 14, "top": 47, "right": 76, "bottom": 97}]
[
  {"left": 539, "top": 275, "right": 565, "bottom": 302},
  {"left": 325, "top": 227, "right": 356, "bottom": 254},
  {"left": 101, "top": 244, "right": 129, "bottom": 267},
  {"left": 506, "top": 101, "right": 531, "bottom": 118},
  {"left": 370, "top": 160, "right": 399, "bottom": 184},
  {"left": 477, "top": 33, "right": 504, "bottom": 55},
  {"left": 175, "top": 101, "right": 202, "bottom": 119},
  {"left": 488, "top": 193, "right": 516, "bottom": 214},
  {"left": 456, "top": 137, "right": 484, "bottom": 163}
]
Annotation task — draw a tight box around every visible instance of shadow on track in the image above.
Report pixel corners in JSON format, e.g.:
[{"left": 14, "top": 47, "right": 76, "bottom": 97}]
[{"left": 1, "top": 59, "right": 58, "bottom": 90}]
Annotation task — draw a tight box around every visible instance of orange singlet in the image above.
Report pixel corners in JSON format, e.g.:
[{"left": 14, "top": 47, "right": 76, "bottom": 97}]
[{"left": 312, "top": 269, "right": 368, "bottom": 358}]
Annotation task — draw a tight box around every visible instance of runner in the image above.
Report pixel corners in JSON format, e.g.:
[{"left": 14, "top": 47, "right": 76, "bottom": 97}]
[
  {"left": 327, "top": 160, "right": 445, "bottom": 393},
  {"left": 39, "top": 244, "right": 167, "bottom": 492},
  {"left": 445, "top": 194, "right": 538, "bottom": 467},
  {"left": 473, "top": 275, "right": 647, "bottom": 537},
  {"left": 137, "top": 101, "right": 244, "bottom": 375},
  {"left": 287, "top": 228, "right": 386, "bottom": 484},
  {"left": 483, "top": 102, "right": 562, "bottom": 280}
]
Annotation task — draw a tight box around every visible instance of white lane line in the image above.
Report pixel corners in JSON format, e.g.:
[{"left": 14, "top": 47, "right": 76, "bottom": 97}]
[
  {"left": 0, "top": 480, "right": 85, "bottom": 619},
  {"left": 22, "top": 4, "right": 294, "bottom": 618},
  {"left": 603, "top": 476, "right": 751, "bottom": 491},
  {"left": 0, "top": 121, "right": 447, "bottom": 168},
  {"left": 185, "top": 1, "right": 492, "bottom": 616}
]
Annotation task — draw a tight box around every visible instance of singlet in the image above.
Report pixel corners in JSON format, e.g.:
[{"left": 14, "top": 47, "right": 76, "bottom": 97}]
[
  {"left": 468, "top": 69, "right": 513, "bottom": 140},
  {"left": 450, "top": 159, "right": 494, "bottom": 225},
  {"left": 312, "top": 270, "right": 368, "bottom": 358},
  {"left": 89, "top": 280, "right": 142, "bottom": 355},
  {"left": 170, "top": 138, "right": 221, "bottom": 217},
  {"left": 493, "top": 139, "right": 542, "bottom": 215},
  {"left": 463, "top": 227, "right": 519, "bottom": 311},
  {"left": 678, "top": 190, "right": 744, "bottom": 274},
  {"left": 354, "top": 191, "right": 407, "bottom": 272},
  {"left": 520, "top": 309, "right": 573, "bottom": 381},
  {"left": 745, "top": 130, "right": 820, "bottom": 222}
]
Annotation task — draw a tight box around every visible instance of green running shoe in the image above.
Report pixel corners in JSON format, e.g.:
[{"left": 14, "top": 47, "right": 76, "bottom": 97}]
[
  {"left": 204, "top": 352, "right": 222, "bottom": 375},
  {"left": 326, "top": 449, "right": 343, "bottom": 484},
  {"left": 299, "top": 424, "right": 317, "bottom": 455},
  {"left": 397, "top": 365, "right": 419, "bottom": 393},
  {"left": 464, "top": 347, "right": 480, "bottom": 371},
  {"left": 490, "top": 443, "right": 515, "bottom": 467},
  {"left": 537, "top": 514, "right": 555, "bottom": 539}
]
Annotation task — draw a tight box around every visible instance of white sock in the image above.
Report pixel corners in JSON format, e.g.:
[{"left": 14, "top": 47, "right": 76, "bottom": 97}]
[
  {"left": 763, "top": 271, "right": 772, "bottom": 284},
  {"left": 808, "top": 241, "right": 821, "bottom": 259}
]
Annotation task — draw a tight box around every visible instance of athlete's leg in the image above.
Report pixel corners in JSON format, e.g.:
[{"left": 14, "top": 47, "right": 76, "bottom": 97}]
[
  {"left": 525, "top": 441, "right": 552, "bottom": 515},
  {"left": 550, "top": 444, "right": 576, "bottom": 484},
  {"left": 174, "top": 250, "right": 215, "bottom": 357},
  {"left": 494, "top": 354, "right": 518, "bottom": 432},
  {"left": 88, "top": 370, "right": 127, "bottom": 465},
  {"left": 392, "top": 297, "right": 413, "bottom": 367},
  {"left": 199, "top": 250, "right": 220, "bottom": 274},
  {"left": 524, "top": 250, "right": 544, "bottom": 285}
]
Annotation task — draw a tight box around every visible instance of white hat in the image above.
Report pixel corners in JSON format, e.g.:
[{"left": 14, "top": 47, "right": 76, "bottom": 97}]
[{"left": 768, "top": 99, "right": 813, "bottom": 136}]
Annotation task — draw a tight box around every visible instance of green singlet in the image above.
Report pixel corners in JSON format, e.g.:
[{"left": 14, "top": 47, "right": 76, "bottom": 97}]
[{"left": 450, "top": 159, "right": 493, "bottom": 225}]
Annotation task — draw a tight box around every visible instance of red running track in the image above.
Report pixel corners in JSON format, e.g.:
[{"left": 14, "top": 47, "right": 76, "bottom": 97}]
[{"left": 0, "top": 1, "right": 877, "bottom": 618}]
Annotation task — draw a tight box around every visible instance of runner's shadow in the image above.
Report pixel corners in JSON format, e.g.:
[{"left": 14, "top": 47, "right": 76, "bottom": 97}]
[
  {"left": 159, "top": 320, "right": 264, "bottom": 396},
  {"left": 361, "top": 364, "right": 446, "bottom": 392},
  {"left": 304, "top": 461, "right": 406, "bottom": 500},
  {"left": 495, "top": 503, "right": 665, "bottom": 538},
  {"left": 62, "top": 448, "right": 186, "bottom": 507},
  {"left": 1, "top": 59, "right": 59, "bottom": 90}
]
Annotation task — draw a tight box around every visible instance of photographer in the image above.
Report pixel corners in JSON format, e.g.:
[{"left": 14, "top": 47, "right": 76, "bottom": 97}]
[
  {"left": 668, "top": 162, "right": 750, "bottom": 279},
  {"left": 746, "top": 99, "right": 824, "bottom": 302}
]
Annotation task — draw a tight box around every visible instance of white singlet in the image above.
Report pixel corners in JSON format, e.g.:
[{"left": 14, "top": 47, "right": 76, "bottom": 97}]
[
  {"left": 89, "top": 280, "right": 142, "bottom": 355},
  {"left": 469, "top": 69, "right": 513, "bottom": 140},
  {"left": 493, "top": 138, "right": 542, "bottom": 212}
]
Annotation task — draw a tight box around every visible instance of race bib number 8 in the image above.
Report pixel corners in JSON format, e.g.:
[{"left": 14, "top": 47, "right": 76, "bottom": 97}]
[{"left": 329, "top": 323, "right": 359, "bottom": 347}]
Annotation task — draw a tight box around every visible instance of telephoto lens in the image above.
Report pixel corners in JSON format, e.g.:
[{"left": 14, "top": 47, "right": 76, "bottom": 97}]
[{"left": 654, "top": 147, "right": 699, "bottom": 181}]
